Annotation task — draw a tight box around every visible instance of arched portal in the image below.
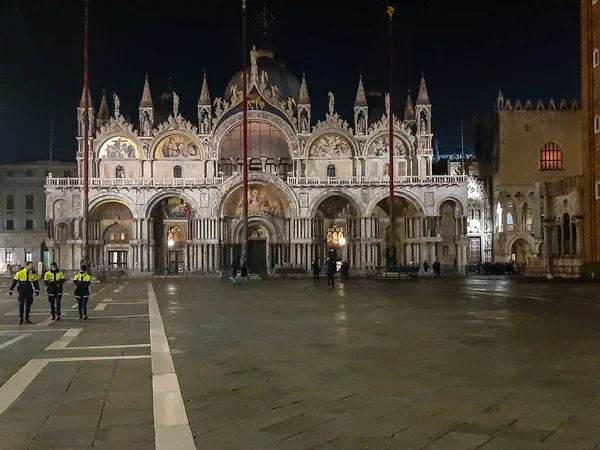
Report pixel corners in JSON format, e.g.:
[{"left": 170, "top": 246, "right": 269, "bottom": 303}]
[
  {"left": 149, "top": 197, "right": 194, "bottom": 274},
  {"left": 439, "top": 200, "right": 461, "bottom": 268},
  {"left": 511, "top": 238, "right": 531, "bottom": 263},
  {"left": 89, "top": 201, "right": 135, "bottom": 270},
  {"left": 314, "top": 195, "right": 359, "bottom": 265},
  {"left": 220, "top": 182, "right": 290, "bottom": 272},
  {"left": 371, "top": 196, "right": 421, "bottom": 266}
]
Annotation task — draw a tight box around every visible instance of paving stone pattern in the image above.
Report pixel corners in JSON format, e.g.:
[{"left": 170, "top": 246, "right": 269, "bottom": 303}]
[
  {"left": 0, "top": 276, "right": 599, "bottom": 449},
  {"left": 155, "top": 277, "right": 600, "bottom": 449}
]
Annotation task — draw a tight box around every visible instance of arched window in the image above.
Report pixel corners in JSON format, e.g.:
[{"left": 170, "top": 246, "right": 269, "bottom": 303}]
[
  {"left": 220, "top": 122, "right": 290, "bottom": 159},
  {"left": 562, "top": 213, "right": 571, "bottom": 254},
  {"left": 539, "top": 142, "right": 563, "bottom": 171},
  {"left": 173, "top": 165, "right": 182, "bottom": 178},
  {"left": 521, "top": 203, "right": 532, "bottom": 231},
  {"left": 249, "top": 158, "right": 262, "bottom": 172},
  {"left": 506, "top": 212, "right": 514, "bottom": 231},
  {"left": 326, "top": 226, "right": 345, "bottom": 246},
  {"left": 115, "top": 166, "right": 125, "bottom": 178},
  {"left": 167, "top": 226, "right": 185, "bottom": 249},
  {"left": 327, "top": 164, "right": 336, "bottom": 178},
  {"left": 104, "top": 224, "right": 129, "bottom": 243},
  {"left": 383, "top": 163, "right": 389, "bottom": 176},
  {"left": 265, "top": 158, "right": 276, "bottom": 174},
  {"left": 219, "top": 158, "right": 233, "bottom": 176}
]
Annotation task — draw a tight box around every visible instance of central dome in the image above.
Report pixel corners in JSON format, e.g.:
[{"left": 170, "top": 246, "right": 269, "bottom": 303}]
[{"left": 224, "top": 49, "right": 301, "bottom": 102}]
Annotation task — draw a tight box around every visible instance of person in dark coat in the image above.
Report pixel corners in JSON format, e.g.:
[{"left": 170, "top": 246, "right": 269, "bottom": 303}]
[
  {"left": 311, "top": 260, "right": 320, "bottom": 284},
  {"left": 239, "top": 261, "right": 248, "bottom": 285},
  {"left": 44, "top": 262, "right": 65, "bottom": 320},
  {"left": 9, "top": 261, "right": 40, "bottom": 324},
  {"left": 73, "top": 265, "right": 91, "bottom": 320},
  {"left": 326, "top": 258, "right": 336, "bottom": 288}
]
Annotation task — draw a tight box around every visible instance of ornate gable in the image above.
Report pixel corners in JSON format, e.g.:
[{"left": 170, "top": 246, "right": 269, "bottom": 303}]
[
  {"left": 364, "top": 115, "right": 416, "bottom": 157},
  {"left": 154, "top": 114, "right": 198, "bottom": 137},
  {"left": 306, "top": 113, "right": 356, "bottom": 158},
  {"left": 96, "top": 115, "right": 137, "bottom": 140}
]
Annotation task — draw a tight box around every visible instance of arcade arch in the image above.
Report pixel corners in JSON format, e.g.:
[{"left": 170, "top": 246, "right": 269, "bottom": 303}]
[
  {"left": 89, "top": 201, "right": 135, "bottom": 270},
  {"left": 313, "top": 194, "right": 359, "bottom": 265}
]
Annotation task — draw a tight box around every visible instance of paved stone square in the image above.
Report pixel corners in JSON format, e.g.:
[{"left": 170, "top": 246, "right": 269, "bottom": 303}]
[{"left": 0, "top": 276, "right": 599, "bottom": 449}]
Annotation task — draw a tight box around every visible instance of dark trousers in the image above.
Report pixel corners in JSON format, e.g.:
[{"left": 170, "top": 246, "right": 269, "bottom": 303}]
[
  {"left": 76, "top": 296, "right": 89, "bottom": 317},
  {"left": 48, "top": 294, "right": 62, "bottom": 317},
  {"left": 326, "top": 272, "right": 334, "bottom": 287},
  {"left": 313, "top": 272, "right": 320, "bottom": 283},
  {"left": 18, "top": 294, "right": 34, "bottom": 320}
]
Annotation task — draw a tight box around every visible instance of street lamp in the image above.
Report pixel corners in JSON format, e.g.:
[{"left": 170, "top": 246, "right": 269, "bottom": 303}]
[
  {"left": 338, "top": 237, "right": 346, "bottom": 247},
  {"left": 168, "top": 238, "right": 174, "bottom": 248}
]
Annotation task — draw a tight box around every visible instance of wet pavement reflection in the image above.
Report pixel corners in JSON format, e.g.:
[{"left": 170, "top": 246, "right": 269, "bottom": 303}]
[{"left": 154, "top": 276, "right": 600, "bottom": 449}]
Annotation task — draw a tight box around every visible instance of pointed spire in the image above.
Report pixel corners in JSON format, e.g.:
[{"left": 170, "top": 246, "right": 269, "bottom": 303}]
[
  {"left": 78, "top": 87, "right": 93, "bottom": 108},
  {"left": 354, "top": 74, "right": 367, "bottom": 107},
  {"left": 416, "top": 73, "right": 430, "bottom": 105},
  {"left": 140, "top": 73, "right": 153, "bottom": 107},
  {"left": 404, "top": 90, "right": 415, "bottom": 120},
  {"left": 98, "top": 90, "right": 109, "bottom": 120},
  {"left": 198, "top": 69, "right": 211, "bottom": 105},
  {"left": 299, "top": 71, "right": 310, "bottom": 104}
]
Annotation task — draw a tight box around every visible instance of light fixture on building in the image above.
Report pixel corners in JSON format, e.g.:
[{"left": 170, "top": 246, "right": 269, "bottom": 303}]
[
  {"left": 338, "top": 237, "right": 346, "bottom": 246},
  {"left": 168, "top": 238, "right": 175, "bottom": 248}
]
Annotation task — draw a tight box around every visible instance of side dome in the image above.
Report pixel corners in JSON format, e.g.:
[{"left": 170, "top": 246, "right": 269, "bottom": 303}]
[{"left": 224, "top": 49, "right": 301, "bottom": 102}]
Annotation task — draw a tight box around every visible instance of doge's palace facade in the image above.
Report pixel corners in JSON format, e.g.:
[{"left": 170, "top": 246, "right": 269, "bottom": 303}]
[{"left": 44, "top": 48, "right": 470, "bottom": 275}]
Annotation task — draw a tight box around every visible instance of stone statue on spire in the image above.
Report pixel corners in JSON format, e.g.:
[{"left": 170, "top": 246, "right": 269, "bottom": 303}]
[
  {"left": 113, "top": 93, "right": 120, "bottom": 117},
  {"left": 328, "top": 91, "right": 335, "bottom": 115}
]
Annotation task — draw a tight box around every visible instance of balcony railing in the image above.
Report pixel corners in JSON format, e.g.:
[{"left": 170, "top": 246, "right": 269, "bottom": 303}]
[{"left": 45, "top": 174, "right": 468, "bottom": 188}]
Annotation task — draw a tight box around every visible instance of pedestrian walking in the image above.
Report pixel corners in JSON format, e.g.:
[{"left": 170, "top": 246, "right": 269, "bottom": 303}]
[
  {"left": 73, "top": 265, "right": 91, "bottom": 320},
  {"left": 8, "top": 261, "right": 40, "bottom": 324},
  {"left": 311, "top": 259, "right": 320, "bottom": 284},
  {"left": 326, "top": 258, "right": 336, "bottom": 288},
  {"left": 44, "top": 262, "right": 65, "bottom": 320},
  {"left": 239, "top": 261, "right": 248, "bottom": 285},
  {"left": 230, "top": 261, "right": 239, "bottom": 285}
]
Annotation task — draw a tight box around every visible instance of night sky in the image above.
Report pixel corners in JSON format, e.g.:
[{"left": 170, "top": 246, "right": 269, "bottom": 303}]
[{"left": 1, "top": 0, "right": 579, "bottom": 164}]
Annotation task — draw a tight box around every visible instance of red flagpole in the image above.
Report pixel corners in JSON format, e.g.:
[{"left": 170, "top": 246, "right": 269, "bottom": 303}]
[
  {"left": 82, "top": 0, "right": 90, "bottom": 266},
  {"left": 241, "top": 0, "right": 249, "bottom": 264},
  {"left": 387, "top": 6, "right": 396, "bottom": 265}
]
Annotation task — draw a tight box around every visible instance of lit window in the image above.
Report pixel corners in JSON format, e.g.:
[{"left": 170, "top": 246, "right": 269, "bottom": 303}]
[
  {"left": 327, "top": 164, "right": 336, "bottom": 178},
  {"left": 539, "top": 142, "right": 563, "bottom": 171},
  {"left": 5, "top": 251, "right": 13, "bottom": 264},
  {"left": 326, "top": 226, "right": 345, "bottom": 246},
  {"left": 173, "top": 165, "right": 182, "bottom": 178},
  {"left": 25, "top": 251, "right": 32, "bottom": 262},
  {"left": 594, "top": 49, "right": 600, "bottom": 68},
  {"left": 115, "top": 166, "right": 125, "bottom": 178}
]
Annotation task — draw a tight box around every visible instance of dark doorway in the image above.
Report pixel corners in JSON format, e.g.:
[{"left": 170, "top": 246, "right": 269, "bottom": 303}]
[
  {"left": 168, "top": 250, "right": 184, "bottom": 274},
  {"left": 327, "top": 247, "right": 338, "bottom": 262},
  {"left": 248, "top": 240, "right": 267, "bottom": 274}
]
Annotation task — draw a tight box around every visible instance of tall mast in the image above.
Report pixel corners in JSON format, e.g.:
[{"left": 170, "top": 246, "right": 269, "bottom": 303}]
[
  {"left": 241, "top": 0, "right": 249, "bottom": 265},
  {"left": 387, "top": 6, "right": 396, "bottom": 266},
  {"left": 82, "top": 0, "right": 90, "bottom": 267}
]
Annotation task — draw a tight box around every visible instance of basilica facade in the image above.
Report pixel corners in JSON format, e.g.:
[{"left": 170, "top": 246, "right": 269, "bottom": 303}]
[{"left": 44, "top": 49, "right": 472, "bottom": 275}]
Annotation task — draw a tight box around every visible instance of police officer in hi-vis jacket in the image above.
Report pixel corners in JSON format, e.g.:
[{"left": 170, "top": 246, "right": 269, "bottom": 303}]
[
  {"left": 73, "top": 265, "right": 91, "bottom": 320},
  {"left": 9, "top": 261, "right": 40, "bottom": 324},
  {"left": 44, "top": 262, "right": 65, "bottom": 320}
]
